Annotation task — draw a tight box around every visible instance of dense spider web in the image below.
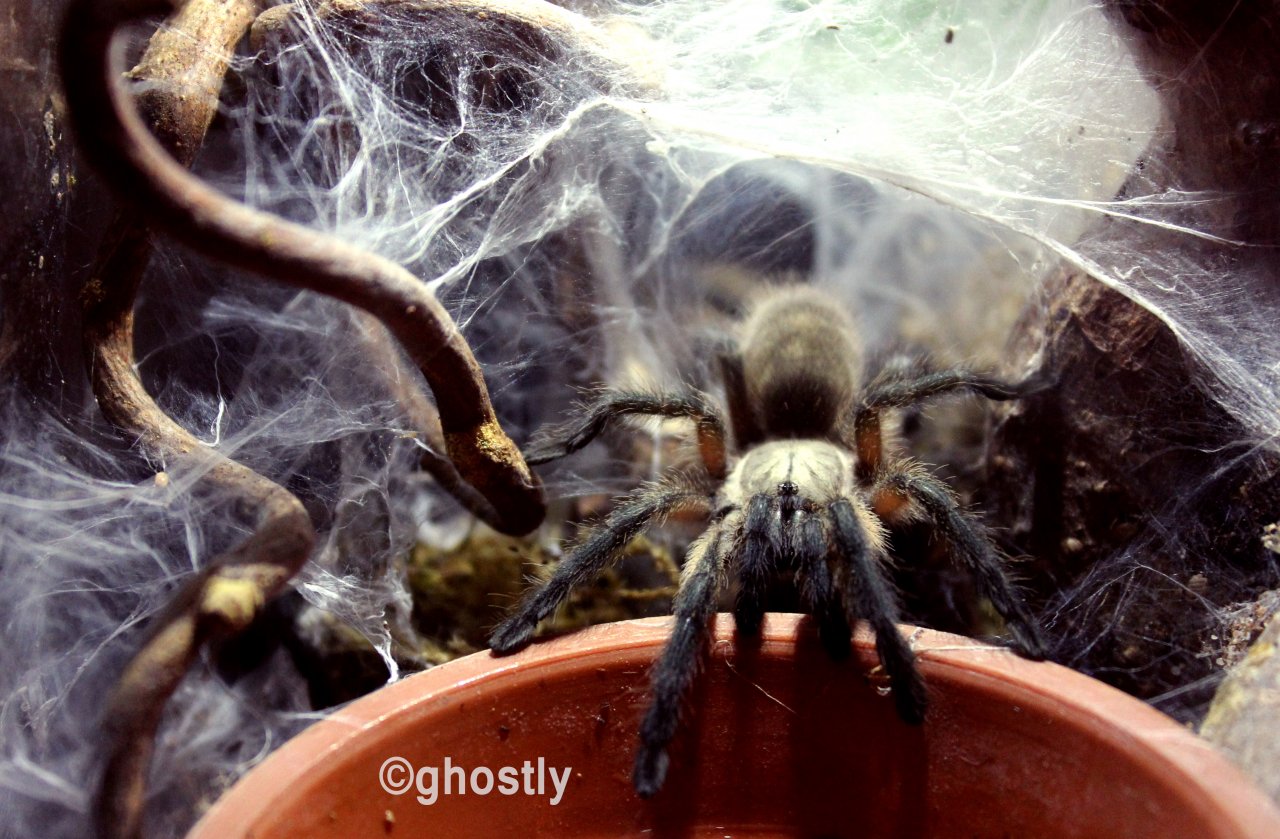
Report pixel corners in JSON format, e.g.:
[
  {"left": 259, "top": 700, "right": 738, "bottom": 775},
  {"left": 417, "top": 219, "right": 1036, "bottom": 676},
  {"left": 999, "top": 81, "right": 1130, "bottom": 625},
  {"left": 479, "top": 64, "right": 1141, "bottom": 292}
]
[{"left": 1, "top": 1, "right": 1277, "bottom": 835}]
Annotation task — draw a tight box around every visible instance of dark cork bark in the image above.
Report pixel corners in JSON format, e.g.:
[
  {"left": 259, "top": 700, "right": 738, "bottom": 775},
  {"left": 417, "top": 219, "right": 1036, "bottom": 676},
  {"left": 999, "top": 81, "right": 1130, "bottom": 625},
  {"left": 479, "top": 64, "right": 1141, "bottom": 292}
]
[{"left": 987, "top": 2, "right": 1280, "bottom": 719}]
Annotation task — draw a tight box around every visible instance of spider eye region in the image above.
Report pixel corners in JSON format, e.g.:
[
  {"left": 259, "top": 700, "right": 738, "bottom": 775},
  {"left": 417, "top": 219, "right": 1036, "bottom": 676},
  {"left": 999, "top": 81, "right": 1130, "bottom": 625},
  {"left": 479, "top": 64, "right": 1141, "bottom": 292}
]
[{"left": 776, "top": 482, "right": 804, "bottom": 524}]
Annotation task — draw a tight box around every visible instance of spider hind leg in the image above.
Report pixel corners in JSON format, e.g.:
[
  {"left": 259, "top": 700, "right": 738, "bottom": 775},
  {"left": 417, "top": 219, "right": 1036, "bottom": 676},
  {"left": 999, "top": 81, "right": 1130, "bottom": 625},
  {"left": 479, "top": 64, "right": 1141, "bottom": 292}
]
[
  {"left": 524, "top": 390, "right": 729, "bottom": 479},
  {"left": 862, "top": 362, "right": 1052, "bottom": 410}
]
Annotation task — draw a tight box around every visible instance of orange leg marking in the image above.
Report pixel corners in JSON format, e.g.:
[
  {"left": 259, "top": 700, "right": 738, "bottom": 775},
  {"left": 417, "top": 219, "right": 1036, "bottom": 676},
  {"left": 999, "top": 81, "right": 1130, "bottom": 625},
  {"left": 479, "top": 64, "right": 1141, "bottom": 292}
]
[{"left": 855, "top": 409, "right": 882, "bottom": 482}]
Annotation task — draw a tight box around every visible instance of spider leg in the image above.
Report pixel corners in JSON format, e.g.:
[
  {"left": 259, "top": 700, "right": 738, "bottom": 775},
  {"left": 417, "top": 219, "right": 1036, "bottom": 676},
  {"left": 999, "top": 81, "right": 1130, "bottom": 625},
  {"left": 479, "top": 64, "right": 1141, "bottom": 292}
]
[
  {"left": 732, "top": 493, "right": 773, "bottom": 637},
  {"left": 875, "top": 470, "right": 1047, "bottom": 659},
  {"left": 634, "top": 528, "right": 726, "bottom": 798},
  {"left": 489, "top": 477, "right": 711, "bottom": 654},
  {"left": 853, "top": 364, "right": 1051, "bottom": 482},
  {"left": 525, "top": 390, "right": 729, "bottom": 479},
  {"left": 862, "top": 363, "right": 1052, "bottom": 411},
  {"left": 795, "top": 513, "right": 852, "bottom": 660},
  {"left": 829, "top": 498, "right": 928, "bottom": 724},
  {"left": 717, "top": 350, "right": 764, "bottom": 449}
]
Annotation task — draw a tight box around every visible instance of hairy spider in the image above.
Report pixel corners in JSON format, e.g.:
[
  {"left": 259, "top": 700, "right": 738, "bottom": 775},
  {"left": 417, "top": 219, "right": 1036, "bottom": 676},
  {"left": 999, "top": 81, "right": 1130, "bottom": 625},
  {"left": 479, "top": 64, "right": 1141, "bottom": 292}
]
[{"left": 490, "top": 286, "right": 1047, "bottom": 797}]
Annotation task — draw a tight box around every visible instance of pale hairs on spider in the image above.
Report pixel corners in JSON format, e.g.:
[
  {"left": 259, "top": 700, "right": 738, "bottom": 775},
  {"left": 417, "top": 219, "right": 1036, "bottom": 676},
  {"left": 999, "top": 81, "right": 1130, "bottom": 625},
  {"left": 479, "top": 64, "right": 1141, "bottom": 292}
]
[{"left": 490, "top": 284, "right": 1048, "bottom": 796}]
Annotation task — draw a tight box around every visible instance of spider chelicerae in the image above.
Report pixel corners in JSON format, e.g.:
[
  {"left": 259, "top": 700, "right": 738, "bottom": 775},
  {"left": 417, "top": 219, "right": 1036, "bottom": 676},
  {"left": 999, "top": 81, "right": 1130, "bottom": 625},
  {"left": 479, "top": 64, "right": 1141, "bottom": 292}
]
[{"left": 490, "top": 286, "right": 1047, "bottom": 797}]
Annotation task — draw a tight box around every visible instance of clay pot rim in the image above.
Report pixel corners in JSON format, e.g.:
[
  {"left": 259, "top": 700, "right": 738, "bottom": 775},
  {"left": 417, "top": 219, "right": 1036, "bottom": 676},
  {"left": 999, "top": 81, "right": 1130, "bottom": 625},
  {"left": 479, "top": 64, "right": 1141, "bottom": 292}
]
[{"left": 189, "top": 614, "right": 1280, "bottom": 838}]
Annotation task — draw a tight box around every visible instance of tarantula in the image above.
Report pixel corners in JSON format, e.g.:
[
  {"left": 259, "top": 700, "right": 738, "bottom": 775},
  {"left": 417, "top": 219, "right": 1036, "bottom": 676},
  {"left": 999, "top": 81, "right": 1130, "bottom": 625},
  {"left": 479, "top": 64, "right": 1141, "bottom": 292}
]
[{"left": 490, "top": 286, "right": 1047, "bottom": 797}]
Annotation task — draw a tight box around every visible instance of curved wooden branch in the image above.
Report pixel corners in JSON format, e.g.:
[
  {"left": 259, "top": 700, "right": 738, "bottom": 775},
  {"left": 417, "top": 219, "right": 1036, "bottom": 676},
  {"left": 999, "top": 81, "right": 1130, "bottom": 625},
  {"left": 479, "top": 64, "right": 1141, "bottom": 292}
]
[
  {"left": 349, "top": 309, "right": 521, "bottom": 525},
  {"left": 61, "top": 0, "right": 547, "bottom": 537},
  {"left": 60, "top": 1, "right": 657, "bottom": 831},
  {"left": 73, "top": 5, "right": 316, "bottom": 839},
  {"left": 95, "top": 472, "right": 314, "bottom": 839}
]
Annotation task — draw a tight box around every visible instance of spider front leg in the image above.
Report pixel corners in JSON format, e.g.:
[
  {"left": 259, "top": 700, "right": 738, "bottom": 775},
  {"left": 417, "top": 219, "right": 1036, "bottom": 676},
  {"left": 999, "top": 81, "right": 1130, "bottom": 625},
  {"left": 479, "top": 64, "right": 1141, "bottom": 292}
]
[
  {"left": 634, "top": 525, "right": 728, "bottom": 797},
  {"left": 489, "top": 477, "right": 711, "bottom": 653},
  {"left": 873, "top": 469, "right": 1048, "bottom": 659},
  {"left": 829, "top": 498, "right": 928, "bottom": 724},
  {"left": 525, "top": 390, "right": 729, "bottom": 479}
]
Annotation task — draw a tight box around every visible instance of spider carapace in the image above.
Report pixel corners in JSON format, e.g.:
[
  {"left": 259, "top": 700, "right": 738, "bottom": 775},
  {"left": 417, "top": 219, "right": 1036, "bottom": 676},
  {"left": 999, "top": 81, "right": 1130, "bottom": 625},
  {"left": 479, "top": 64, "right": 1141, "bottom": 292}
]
[{"left": 490, "top": 285, "right": 1046, "bottom": 796}]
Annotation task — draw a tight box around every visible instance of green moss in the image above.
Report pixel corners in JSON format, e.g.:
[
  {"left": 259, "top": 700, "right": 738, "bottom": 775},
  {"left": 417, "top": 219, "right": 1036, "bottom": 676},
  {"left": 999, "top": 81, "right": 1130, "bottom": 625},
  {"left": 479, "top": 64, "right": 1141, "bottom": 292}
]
[{"left": 404, "top": 526, "right": 679, "bottom": 662}]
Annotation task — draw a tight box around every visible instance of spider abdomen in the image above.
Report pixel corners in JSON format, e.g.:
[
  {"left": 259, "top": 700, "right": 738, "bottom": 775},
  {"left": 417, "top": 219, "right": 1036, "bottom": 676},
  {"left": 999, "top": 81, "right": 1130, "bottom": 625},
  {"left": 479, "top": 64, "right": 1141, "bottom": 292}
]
[{"left": 739, "top": 288, "right": 861, "bottom": 439}]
